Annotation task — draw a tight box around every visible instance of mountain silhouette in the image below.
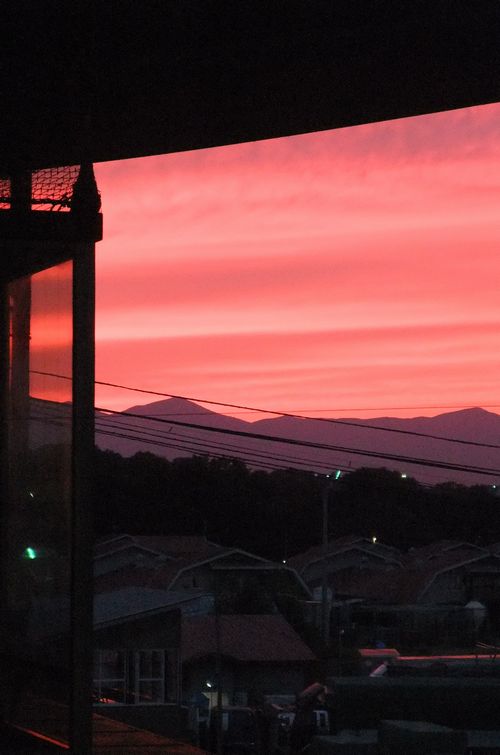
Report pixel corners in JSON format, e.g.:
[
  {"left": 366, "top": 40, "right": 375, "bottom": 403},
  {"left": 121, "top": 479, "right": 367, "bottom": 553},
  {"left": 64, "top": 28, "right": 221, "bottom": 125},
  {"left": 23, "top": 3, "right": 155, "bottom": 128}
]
[{"left": 95, "top": 398, "right": 500, "bottom": 486}]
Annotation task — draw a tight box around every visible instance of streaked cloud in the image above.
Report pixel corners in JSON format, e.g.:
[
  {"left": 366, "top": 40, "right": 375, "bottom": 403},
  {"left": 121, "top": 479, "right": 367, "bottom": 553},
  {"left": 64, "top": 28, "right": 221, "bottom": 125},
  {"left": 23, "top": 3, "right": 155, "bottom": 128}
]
[{"left": 94, "top": 102, "right": 500, "bottom": 418}]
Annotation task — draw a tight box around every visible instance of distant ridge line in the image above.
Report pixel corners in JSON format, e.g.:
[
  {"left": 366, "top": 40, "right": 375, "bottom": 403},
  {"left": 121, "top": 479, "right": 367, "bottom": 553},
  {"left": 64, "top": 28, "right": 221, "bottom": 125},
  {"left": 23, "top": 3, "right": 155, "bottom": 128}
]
[
  {"left": 30, "top": 371, "right": 500, "bottom": 449},
  {"left": 94, "top": 405, "right": 500, "bottom": 478}
]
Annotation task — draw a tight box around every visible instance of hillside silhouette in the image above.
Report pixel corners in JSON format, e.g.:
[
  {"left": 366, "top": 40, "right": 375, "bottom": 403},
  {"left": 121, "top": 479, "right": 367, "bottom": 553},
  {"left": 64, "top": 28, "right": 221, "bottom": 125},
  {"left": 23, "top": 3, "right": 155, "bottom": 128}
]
[{"left": 95, "top": 399, "right": 500, "bottom": 486}]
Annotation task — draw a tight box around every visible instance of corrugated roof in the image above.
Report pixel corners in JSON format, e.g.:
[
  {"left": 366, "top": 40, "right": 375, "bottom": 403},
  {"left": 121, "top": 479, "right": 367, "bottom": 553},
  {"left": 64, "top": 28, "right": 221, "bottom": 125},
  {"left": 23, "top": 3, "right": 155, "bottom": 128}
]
[{"left": 182, "top": 614, "right": 316, "bottom": 663}]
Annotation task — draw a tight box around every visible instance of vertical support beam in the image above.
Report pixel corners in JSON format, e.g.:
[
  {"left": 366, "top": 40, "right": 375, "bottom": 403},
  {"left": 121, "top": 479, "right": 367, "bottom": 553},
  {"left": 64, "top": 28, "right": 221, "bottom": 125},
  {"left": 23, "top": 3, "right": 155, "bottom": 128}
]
[
  {"left": 8, "top": 279, "right": 31, "bottom": 458},
  {"left": 0, "top": 282, "right": 9, "bottom": 677},
  {"left": 321, "top": 479, "right": 330, "bottom": 652},
  {"left": 213, "top": 568, "right": 223, "bottom": 755},
  {"left": 0, "top": 163, "right": 101, "bottom": 750},
  {"left": 322, "top": 471, "right": 340, "bottom": 654},
  {"left": 70, "top": 242, "right": 95, "bottom": 754},
  {"left": 10, "top": 172, "right": 31, "bottom": 215}
]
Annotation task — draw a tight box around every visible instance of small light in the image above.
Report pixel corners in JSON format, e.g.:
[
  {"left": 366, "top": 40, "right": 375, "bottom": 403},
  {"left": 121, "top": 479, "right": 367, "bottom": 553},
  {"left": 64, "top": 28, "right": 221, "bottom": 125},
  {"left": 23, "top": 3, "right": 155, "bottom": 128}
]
[
  {"left": 401, "top": 473, "right": 407, "bottom": 479},
  {"left": 28, "top": 491, "right": 34, "bottom": 498},
  {"left": 282, "top": 559, "right": 287, "bottom": 564},
  {"left": 24, "top": 547, "right": 37, "bottom": 560},
  {"left": 335, "top": 470, "right": 342, "bottom": 480},
  {"left": 205, "top": 681, "right": 213, "bottom": 688},
  {"left": 372, "top": 536, "right": 377, "bottom": 544}
]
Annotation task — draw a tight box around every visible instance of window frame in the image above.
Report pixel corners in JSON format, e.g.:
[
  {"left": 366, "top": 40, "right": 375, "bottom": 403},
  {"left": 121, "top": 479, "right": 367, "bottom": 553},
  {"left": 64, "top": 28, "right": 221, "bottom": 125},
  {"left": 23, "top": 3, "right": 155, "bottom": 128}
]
[
  {"left": 134, "top": 649, "right": 166, "bottom": 705},
  {"left": 93, "top": 649, "right": 128, "bottom": 705}
]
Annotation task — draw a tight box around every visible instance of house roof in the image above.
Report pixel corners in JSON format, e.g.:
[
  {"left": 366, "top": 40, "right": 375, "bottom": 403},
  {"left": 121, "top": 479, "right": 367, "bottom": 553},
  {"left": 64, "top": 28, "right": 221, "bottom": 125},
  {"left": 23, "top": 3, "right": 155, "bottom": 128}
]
[
  {"left": 133, "top": 535, "right": 223, "bottom": 559},
  {"left": 288, "top": 535, "right": 402, "bottom": 575},
  {"left": 403, "top": 540, "right": 488, "bottom": 566},
  {"left": 343, "top": 548, "right": 496, "bottom": 604},
  {"left": 94, "top": 565, "right": 160, "bottom": 594},
  {"left": 95, "top": 535, "right": 135, "bottom": 558},
  {"left": 95, "top": 534, "right": 276, "bottom": 568},
  {"left": 94, "top": 533, "right": 308, "bottom": 595},
  {"left": 181, "top": 614, "right": 316, "bottom": 664},
  {"left": 95, "top": 534, "right": 221, "bottom": 561},
  {"left": 94, "top": 587, "right": 210, "bottom": 627}
]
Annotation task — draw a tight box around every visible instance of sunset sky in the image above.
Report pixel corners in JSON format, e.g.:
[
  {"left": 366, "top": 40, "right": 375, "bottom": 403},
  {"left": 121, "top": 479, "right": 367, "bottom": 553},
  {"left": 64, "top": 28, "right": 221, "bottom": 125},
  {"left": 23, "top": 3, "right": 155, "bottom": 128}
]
[{"left": 93, "top": 103, "right": 500, "bottom": 419}]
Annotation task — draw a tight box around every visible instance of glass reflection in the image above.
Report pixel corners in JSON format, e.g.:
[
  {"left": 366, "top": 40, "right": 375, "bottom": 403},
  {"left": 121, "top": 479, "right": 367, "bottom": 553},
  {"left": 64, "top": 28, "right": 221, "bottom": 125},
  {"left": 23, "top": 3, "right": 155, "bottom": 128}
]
[{"left": 4, "top": 260, "right": 73, "bottom": 743}]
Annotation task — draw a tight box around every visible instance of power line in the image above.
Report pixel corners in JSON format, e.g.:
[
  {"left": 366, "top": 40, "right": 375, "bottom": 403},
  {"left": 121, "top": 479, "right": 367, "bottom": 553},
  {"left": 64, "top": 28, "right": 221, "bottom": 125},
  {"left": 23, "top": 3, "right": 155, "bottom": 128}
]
[
  {"left": 94, "top": 405, "right": 500, "bottom": 478},
  {"left": 97, "top": 428, "right": 292, "bottom": 472},
  {"left": 30, "top": 398, "right": 500, "bottom": 480},
  {"left": 95, "top": 415, "right": 348, "bottom": 473},
  {"left": 112, "top": 404, "right": 500, "bottom": 416},
  {"left": 116, "top": 407, "right": 500, "bottom": 418},
  {"left": 31, "top": 403, "right": 349, "bottom": 474},
  {"left": 29, "top": 370, "right": 500, "bottom": 452},
  {"left": 27, "top": 410, "right": 471, "bottom": 483}
]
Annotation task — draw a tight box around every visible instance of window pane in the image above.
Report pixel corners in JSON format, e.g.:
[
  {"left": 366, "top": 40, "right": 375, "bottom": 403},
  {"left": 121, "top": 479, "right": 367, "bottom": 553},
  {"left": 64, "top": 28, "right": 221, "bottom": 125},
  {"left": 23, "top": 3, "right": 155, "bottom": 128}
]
[
  {"left": 150, "top": 650, "right": 163, "bottom": 678},
  {"left": 139, "top": 649, "right": 163, "bottom": 678},
  {"left": 3, "top": 261, "right": 73, "bottom": 742},
  {"left": 100, "top": 650, "right": 126, "bottom": 680},
  {"left": 137, "top": 681, "right": 164, "bottom": 704},
  {"left": 93, "top": 650, "right": 126, "bottom": 705}
]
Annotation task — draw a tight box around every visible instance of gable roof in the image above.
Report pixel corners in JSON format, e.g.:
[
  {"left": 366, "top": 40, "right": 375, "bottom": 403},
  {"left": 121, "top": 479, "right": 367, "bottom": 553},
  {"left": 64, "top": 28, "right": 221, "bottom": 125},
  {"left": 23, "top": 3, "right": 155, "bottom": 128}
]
[
  {"left": 95, "top": 535, "right": 138, "bottom": 558},
  {"left": 95, "top": 534, "right": 220, "bottom": 561},
  {"left": 288, "top": 535, "right": 402, "bottom": 575},
  {"left": 404, "top": 540, "right": 488, "bottom": 566},
  {"left": 94, "top": 534, "right": 309, "bottom": 596},
  {"left": 181, "top": 614, "right": 315, "bottom": 664},
  {"left": 343, "top": 549, "right": 495, "bottom": 604}
]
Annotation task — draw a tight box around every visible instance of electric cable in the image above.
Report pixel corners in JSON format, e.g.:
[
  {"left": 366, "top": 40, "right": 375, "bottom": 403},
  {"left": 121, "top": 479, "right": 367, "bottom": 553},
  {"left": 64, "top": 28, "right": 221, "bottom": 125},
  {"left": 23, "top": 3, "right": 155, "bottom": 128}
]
[
  {"left": 94, "top": 405, "right": 500, "bottom": 478},
  {"left": 29, "top": 370, "right": 500, "bottom": 452}
]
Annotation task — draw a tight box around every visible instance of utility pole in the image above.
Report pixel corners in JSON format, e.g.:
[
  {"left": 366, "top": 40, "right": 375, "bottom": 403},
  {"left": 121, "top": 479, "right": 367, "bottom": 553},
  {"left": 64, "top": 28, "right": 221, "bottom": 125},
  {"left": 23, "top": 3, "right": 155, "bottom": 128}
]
[
  {"left": 321, "top": 471, "right": 341, "bottom": 652},
  {"left": 212, "top": 566, "right": 223, "bottom": 755}
]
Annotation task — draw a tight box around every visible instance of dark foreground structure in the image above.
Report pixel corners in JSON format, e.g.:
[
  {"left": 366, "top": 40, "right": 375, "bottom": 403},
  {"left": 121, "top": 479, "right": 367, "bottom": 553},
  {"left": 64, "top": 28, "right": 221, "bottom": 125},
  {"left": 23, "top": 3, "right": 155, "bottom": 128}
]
[{"left": 1, "top": 2, "right": 500, "bottom": 751}]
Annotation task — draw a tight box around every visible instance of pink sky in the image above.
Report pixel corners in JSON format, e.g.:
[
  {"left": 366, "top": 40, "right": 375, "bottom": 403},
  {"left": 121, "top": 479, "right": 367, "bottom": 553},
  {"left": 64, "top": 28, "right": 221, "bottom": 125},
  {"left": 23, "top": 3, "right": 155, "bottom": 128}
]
[
  {"left": 29, "top": 261, "right": 73, "bottom": 403},
  {"left": 93, "top": 103, "right": 500, "bottom": 418}
]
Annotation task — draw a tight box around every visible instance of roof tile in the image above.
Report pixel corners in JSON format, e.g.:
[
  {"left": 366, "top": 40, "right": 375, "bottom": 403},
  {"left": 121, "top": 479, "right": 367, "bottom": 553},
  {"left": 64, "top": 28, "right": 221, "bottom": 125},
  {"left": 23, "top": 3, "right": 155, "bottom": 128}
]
[{"left": 182, "top": 614, "right": 316, "bottom": 663}]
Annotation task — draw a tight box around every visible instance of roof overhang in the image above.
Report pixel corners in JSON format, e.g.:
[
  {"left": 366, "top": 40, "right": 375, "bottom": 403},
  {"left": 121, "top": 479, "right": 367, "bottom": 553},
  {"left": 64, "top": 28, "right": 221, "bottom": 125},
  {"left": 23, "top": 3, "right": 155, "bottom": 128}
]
[{"left": 2, "top": 2, "right": 500, "bottom": 171}]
